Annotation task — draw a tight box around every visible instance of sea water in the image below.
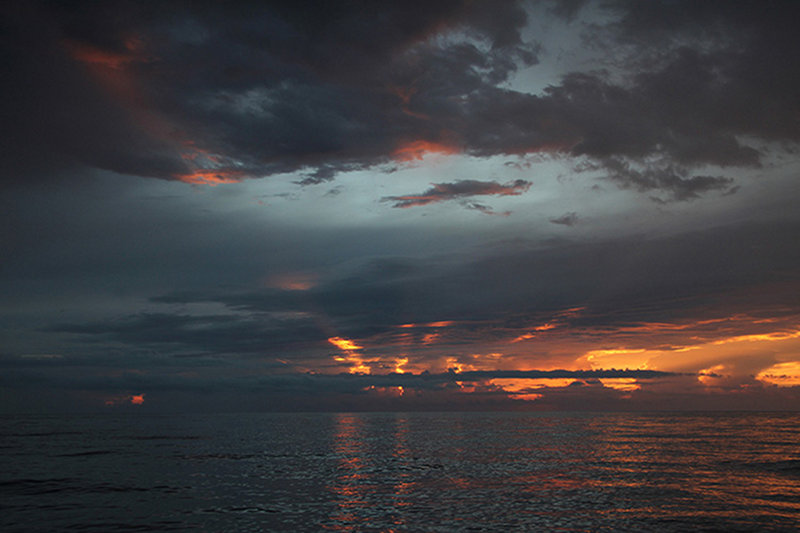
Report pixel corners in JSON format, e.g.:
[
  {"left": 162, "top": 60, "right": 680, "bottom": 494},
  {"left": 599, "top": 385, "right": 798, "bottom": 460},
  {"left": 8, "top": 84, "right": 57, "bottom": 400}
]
[{"left": 2, "top": 412, "right": 799, "bottom": 531}]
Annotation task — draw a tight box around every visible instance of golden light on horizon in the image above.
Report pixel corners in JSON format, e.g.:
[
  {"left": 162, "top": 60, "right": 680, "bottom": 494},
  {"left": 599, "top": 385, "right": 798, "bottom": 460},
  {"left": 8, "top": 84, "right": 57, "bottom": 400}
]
[
  {"left": 581, "top": 348, "right": 650, "bottom": 370},
  {"left": 488, "top": 379, "right": 550, "bottom": 401},
  {"left": 756, "top": 361, "right": 800, "bottom": 387},
  {"left": 598, "top": 378, "right": 640, "bottom": 392}
]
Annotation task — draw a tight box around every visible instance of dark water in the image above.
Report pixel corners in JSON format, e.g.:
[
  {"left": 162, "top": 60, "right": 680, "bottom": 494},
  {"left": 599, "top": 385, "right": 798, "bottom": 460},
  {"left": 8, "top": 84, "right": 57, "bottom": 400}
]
[{"left": 2, "top": 412, "right": 799, "bottom": 532}]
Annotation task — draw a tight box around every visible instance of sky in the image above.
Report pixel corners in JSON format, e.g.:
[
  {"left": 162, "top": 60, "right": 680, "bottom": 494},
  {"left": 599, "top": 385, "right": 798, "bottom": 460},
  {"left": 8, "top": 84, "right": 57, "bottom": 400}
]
[{"left": 2, "top": 0, "right": 800, "bottom": 412}]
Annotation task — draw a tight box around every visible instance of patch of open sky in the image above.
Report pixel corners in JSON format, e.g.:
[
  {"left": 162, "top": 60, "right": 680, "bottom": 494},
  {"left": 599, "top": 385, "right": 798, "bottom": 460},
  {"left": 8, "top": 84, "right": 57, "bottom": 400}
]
[{"left": 504, "top": 1, "right": 622, "bottom": 95}]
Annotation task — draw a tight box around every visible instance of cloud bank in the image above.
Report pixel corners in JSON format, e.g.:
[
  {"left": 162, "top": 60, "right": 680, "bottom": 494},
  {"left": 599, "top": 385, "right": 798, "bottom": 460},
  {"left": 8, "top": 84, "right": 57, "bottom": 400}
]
[{"left": 4, "top": 1, "right": 798, "bottom": 201}]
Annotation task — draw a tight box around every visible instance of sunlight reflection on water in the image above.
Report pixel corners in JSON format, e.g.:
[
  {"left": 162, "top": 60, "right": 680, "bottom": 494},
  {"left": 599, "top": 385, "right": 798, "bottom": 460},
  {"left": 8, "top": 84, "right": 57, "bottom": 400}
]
[{"left": 2, "top": 412, "right": 799, "bottom": 531}]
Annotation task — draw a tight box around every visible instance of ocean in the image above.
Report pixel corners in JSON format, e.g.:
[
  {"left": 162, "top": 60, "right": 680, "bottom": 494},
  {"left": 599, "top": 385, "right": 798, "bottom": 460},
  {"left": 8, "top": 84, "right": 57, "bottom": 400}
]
[{"left": 2, "top": 412, "right": 799, "bottom": 531}]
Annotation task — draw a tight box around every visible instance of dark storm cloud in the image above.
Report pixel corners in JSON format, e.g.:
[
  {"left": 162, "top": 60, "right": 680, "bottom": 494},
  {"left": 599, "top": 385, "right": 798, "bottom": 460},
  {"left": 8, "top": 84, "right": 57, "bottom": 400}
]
[
  {"left": 4, "top": 1, "right": 797, "bottom": 199},
  {"left": 1, "top": 0, "right": 535, "bottom": 185},
  {"left": 0, "top": 3, "right": 187, "bottom": 184},
  {"left": 382, "top": 179, "right": 531, "bottom": 209},
  {"left": 45, "top": 219, "right": 800, "bottom": 361}
]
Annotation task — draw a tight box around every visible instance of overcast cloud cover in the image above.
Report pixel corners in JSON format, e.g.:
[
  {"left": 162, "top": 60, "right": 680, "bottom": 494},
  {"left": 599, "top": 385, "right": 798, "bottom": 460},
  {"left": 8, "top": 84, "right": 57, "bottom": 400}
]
[{"left": 2, "top": 0, "right": 800, "bottom": 412}]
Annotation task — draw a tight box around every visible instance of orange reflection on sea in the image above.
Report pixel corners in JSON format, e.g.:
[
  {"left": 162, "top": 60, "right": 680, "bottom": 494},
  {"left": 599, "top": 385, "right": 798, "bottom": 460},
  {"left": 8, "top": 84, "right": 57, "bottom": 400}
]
[
  {"left": 582, "top": 413, "right": 800, "bottom": 520},
  {"left": 327, "top": 414, "right": 369, "bottom": 531},
  {"left": 325, "top": 414, "right": 420, "bottom": 531}
]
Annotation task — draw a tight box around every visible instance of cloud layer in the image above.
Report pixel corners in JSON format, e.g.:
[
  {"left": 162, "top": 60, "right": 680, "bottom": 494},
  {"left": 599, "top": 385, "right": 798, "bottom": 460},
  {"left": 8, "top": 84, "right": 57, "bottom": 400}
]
[
  {"left": 2, "top": 1, "right": 800, "bottom": 412},
  {"left": 4, "top": 1, "right": 798, "bottom": 200}
]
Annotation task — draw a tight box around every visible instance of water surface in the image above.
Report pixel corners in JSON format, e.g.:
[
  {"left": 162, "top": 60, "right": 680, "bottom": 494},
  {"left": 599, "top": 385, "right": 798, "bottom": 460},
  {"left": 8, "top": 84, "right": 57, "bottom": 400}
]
[{"left": 2, "top": 412, "right": 799, "bottom": 531}]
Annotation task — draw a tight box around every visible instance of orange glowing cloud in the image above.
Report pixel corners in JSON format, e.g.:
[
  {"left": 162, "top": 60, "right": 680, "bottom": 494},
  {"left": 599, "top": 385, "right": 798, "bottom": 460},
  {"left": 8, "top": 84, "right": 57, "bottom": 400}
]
[
  {"left": 397, "top": 320, "right": 454, "bottom": 329},
  {"left": 598, "top": 378, "right": 640, "bottom": 392},
  {"left": 698, "top": 364, "right": 728, "bottom": 386},
  {"left": 62, "top": 36, "right": 155, "bottom": 109},
  {"left": 491, "top": 378, "right": 576, "bottom": 390},
  {"left": 173, "top": 169, "right": 245, "bottom": 186},
  {"left": 266, "top": 272, "right": 318, "bottom": 291},
  {"left": 511, "top": 323, "right": 557, "bottom": 343},
  {"left": 328, "top": 337, "right": 363, "bottom": 351},
  {"left": 328, "top": 337, "right": 372, "bottom": 374},
  {"left": 66, "top": 37, "right": 250, "bottom": 188},
  {"left": 394, "top": 357, "right": 409, "bottom": 373},
  {"left": 756, "top": 362, "right": 800, "bottom": 387},
  {"left": 63, "top": 38, "right": 148, "bottom": 70},
  {"left": 488, "top": 379, "right": 553, "bottom": 401},
  {"left": 393, "top": 140, "right": 459, "bottom": 162},
  {"left": 444, "top": 357, "right": 477, "bottom": 373},
  {"left": 581, "top": 348, "right": 651, "bottom": 370},
  {"left": 421, "top": 333, "right": 440, "bottom": 345},
  {"left": 561, "top": 319, "right": 800, "bottom": 387},
  {"left": 712, "top": 330, "right": 800, "bottom": 345},
  {"left": 104, "top": 393, "right": 145, "bottom": 407},
  {"left": 174, "top": 140, "right": 251, "bottom": 185}
]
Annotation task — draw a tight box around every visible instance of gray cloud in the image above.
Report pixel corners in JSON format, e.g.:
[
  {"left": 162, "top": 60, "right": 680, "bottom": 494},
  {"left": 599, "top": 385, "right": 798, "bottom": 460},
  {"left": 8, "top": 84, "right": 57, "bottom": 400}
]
[
  {"left": 593, "top": 157, "right": 736, "bottom": 201},
  {"left": 3, "top": 1, "right": 800, "bottom": 413},
  {"left": 463, "top": 202, "right": 512, "bottom": 217},
  {"left": 4, "top": 1, "right": 797, "bottom": 201},
  {"left": 550, "top": 212, "right": 578, "bottom": 226},
  {"left": 39, "top": 219, "right": 800, "bottom": 362},
  {"left": 382, "top": 179, "right": 532, "bottom": 209}
]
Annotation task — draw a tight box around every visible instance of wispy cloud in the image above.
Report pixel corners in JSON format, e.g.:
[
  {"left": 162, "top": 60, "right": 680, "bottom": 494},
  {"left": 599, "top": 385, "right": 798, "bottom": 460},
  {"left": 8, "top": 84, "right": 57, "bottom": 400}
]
[
  {"left": 550, "top": 212, "right": 579, "bottom": 226},
  {"left": 382, "top": 179, "right": 531, "bottom": 210}
]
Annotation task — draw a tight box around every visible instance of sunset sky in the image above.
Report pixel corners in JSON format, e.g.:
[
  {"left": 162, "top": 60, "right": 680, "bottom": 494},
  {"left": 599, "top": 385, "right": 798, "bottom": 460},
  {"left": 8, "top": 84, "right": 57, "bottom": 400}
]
[{"left": 2, "top": 0, "right": 800, "bottom": 412}]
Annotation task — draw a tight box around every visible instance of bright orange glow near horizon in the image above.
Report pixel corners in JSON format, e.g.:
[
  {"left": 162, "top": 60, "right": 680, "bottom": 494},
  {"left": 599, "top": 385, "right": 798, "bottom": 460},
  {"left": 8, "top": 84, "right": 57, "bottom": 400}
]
[
  {"left": 756, "top": 361, "right": 800, "bottom": 387},
  {"left": 130, "top": 394, "right": 145, "bottom": 405},
  {"left": 397, "top": 320, "right": 455, "bottom": 329},
  {"left": 488, "top": 379, "right": 550, "bottom": 401},
  {"left": 298, "top": 310, "right": 800, "bottom": 405},
  {"left": 598, "top": 378, "right": 640, "bottom": 392},
  {"left": 581, "top": 348, "right": 650, "bottom": 370}
]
